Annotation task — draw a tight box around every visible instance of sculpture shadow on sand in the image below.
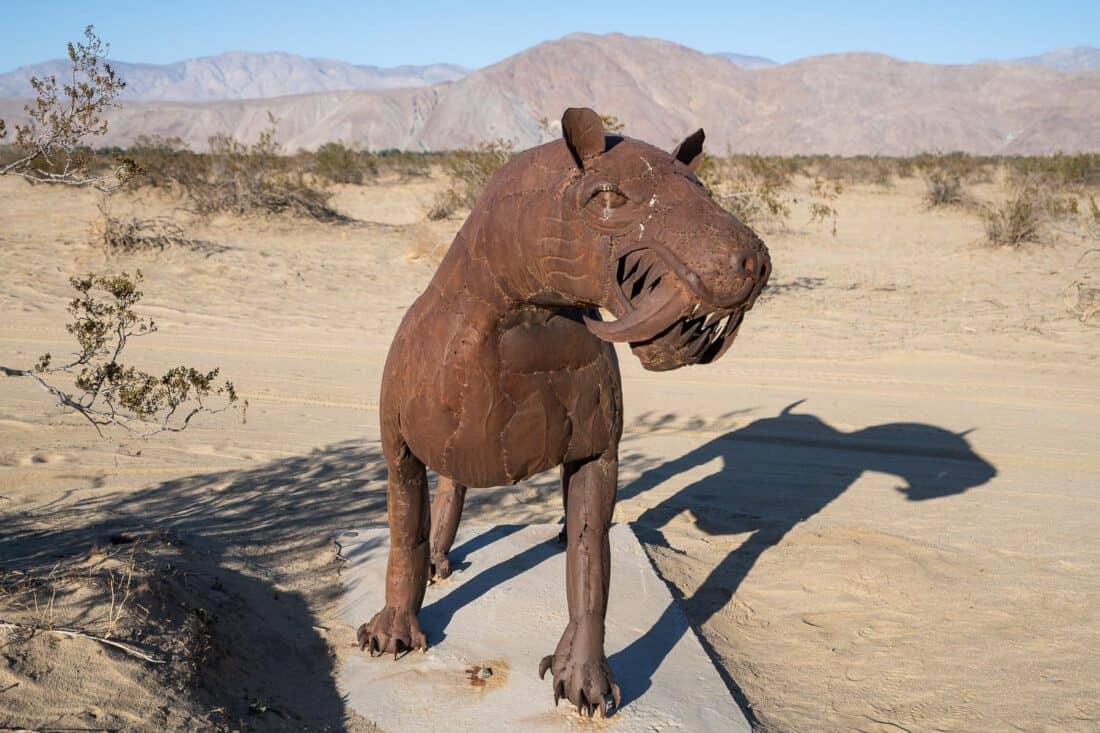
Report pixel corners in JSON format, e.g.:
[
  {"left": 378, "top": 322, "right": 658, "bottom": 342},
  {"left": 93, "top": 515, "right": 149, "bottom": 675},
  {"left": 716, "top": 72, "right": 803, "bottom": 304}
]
[{"left": 608, "top": 400, "right": 998, "bottom": 721}]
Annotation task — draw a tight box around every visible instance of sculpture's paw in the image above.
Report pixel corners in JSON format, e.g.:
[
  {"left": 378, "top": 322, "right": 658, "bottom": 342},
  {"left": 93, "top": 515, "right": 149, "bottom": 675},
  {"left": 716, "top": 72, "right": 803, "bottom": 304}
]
[
  {"left": 357, "top": 606, "right": 427, "bottom": 658},
  {"left": 429, "top": 551, "right": 452, "bottom": 581},
  {"left": 538, "top": 616, "right": 621, "bottom": 717}
]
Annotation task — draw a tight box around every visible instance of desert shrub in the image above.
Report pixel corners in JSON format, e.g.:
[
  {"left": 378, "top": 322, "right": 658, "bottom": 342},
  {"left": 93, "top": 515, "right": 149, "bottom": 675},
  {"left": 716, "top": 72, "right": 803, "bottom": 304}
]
[
  {"left": 1007, "top": 153, "right": 1100, "bottom": 191},
  {"left": 699, "top": 154, "right": 840, "bottom": 234},
  {"left": 313, "top": 141, "right": 368, "bottom": 184},
  {"left": 368, "top": 149, "right": 434, "bottom": 180},
  {"left": 124, "top": 135, "right": 204, "bottom": 189},
  {"left": 185, "top": 117, "right": 347, "bottom": 221},
  {"left": 95, "top": 202, "right": 225, "bottom": 256},
  {"left": 698, "top": 155, "right": 790, "bottom": 226},
  {"left": 430, "top": 139, "right": 514, "bottom": 217},
  {"left": 426, "top": 189, "right": 461, "bottom": 221},
  {"left": 913, "top": 152, "right": 995, "bottom": 184},
  {"left": 810, "top": 155, "right": 895, "bottom": 186},
  {"left": 808, "top": 177, "right": 842, "bottom": 235},
  {"left": 0, "top": 26, "right": 139, "bottom": 191},
  {"left": 982, "top": 187, "right": 1044, "bottom": 246},
  {"left": 923, "top": 170, "right": 967, "bottom": 208},
  {"left": 0, "top": 271, "right": 241, "bottom": 436}
]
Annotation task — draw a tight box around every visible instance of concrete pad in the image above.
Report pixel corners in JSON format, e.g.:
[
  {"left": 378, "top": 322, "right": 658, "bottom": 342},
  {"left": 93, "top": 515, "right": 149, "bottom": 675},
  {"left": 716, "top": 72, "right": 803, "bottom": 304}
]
[{"left": 335, "top": 524, "right": 751, "bottom": 732}]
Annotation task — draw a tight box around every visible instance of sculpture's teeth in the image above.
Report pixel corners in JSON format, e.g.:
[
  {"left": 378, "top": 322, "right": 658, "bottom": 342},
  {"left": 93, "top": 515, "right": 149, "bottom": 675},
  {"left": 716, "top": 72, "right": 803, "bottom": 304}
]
[{"left": 584, "top": 281, "right": 690, "bottom": 344}]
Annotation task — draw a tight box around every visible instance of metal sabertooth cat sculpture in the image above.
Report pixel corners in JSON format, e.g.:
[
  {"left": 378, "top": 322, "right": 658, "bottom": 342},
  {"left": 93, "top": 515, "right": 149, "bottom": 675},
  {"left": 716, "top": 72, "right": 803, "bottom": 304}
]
[{"left": 358, "top": 107, "right": 770, "bottom": 717}]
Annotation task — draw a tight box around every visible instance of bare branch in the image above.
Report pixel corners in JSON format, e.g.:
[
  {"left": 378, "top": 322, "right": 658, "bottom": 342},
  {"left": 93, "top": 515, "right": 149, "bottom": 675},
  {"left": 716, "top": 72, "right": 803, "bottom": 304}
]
[{"left": 0, "top": 621, "right": 165, "bottom": 664}]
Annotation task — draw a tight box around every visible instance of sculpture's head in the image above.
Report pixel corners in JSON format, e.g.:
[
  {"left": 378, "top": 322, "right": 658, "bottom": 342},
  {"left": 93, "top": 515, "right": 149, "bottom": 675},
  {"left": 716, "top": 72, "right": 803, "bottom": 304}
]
[{"left": 482, "top": 107, "right": 770, "bottom": 371}]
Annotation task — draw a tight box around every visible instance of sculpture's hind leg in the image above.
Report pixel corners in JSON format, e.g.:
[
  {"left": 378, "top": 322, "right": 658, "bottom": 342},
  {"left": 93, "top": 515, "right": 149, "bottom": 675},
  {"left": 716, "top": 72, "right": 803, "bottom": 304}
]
[
  {"left": 539, "top": 452, "right": 622, "bottom": 717},
  {"left": 557, "top": 464, "right": 570, "bottom": 544},
  {"left": 358, "top": 439, "right": 430, "bottom": 656},
  {"left": 429, "top": 476, "right": 467, "bottom": 580}
]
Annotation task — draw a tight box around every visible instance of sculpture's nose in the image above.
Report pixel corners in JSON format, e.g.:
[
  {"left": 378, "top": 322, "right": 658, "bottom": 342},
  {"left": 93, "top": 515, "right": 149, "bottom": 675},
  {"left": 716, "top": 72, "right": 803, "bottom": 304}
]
[{"left": 733, "top": 248, "right": 771, "bottom": 306}]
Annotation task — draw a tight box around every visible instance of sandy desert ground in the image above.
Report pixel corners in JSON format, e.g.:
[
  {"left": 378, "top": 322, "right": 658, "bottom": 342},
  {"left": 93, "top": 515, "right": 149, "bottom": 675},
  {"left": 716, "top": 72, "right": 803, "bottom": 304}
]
[{"left": 1, "top": 172, "right": 1098, "bottom": 732}]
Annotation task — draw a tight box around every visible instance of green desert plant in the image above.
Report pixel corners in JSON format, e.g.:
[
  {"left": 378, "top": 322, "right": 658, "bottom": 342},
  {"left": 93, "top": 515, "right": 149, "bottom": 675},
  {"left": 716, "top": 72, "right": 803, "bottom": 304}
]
[
  {"left": 313, "top": 141, "right": 368, "bottom": 184},
  {"left": 0, "top": 271, "right": 242, "bottom": 437},
  {"left": 0, "top": 25, "right": 139, "bottom": 191}
]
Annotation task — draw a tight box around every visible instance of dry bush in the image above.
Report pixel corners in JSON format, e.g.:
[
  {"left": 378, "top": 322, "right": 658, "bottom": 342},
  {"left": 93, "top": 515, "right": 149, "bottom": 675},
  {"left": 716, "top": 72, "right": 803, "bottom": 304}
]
[
  {"left": 429, "top": 139, "right": 514, "bottom": 219},
  {"left": 124, "top": 135, "right": 205, "bottom": 189},
  {"left": 193, "top": 119, "right": 347, "bottom": 221},
  {"left": 1063, "top": 249, "right": 1100, "bottom": 325},
  {"left": 700, "top": 154, "right": 840, "bottom": 235},
  {"left": 983, "top": 189, "right": 1043, "bottom": 246},
  {"left": 698, "top": 154, "right": 791, "bottom": 227},
  {"left": 426, "top": 188, "right": 462, "bottom": 221},
  {"left": 809, "top": 155, "right": 895, "bottom": 186},
  {"left": 914, "top": 152, "right": 996, "bottom": 184},
  {"left": 293, "top": 144, "right": 433, "bottom": 185},
  {"left": 121, "top": 118, "right": 348, "bottom": 222},
  {"left": 1007, "top": 153, "right": 1100, "bottom": 190},
  {"left": 923, "top": 170, "right": 967, "bottom": 208},
  {"left": 95, "top": 202, "right": 226, "bottom": 256}
]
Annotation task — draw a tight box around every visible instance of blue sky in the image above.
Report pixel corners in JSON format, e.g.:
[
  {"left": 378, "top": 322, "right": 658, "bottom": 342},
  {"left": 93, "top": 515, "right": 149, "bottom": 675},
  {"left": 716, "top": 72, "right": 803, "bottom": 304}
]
[{"left": 1, "top": 1, "right": 1097, "bottom": 71}]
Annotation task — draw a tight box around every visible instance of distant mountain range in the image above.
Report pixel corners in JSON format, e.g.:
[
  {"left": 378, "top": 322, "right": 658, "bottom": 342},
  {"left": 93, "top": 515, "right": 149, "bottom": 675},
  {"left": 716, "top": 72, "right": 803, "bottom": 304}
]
[
  {"left": 712, "top": 52, "right": 778, "bottom": 69},
  {"left": 0, "top": 51, "right": 467, "bottom": 101},
  {"left": 996, "top": 47, "right": 1100, "bottom": 73},
  {"left": 1, "top": 34, "right": 1097, "bottom": 154}
]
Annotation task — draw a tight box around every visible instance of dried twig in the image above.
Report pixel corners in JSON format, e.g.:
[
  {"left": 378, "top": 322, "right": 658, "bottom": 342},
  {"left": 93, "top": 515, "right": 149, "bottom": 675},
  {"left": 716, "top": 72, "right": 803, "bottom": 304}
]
[{"left": 0, "top": 621, "right": 165, "bottom": 663}]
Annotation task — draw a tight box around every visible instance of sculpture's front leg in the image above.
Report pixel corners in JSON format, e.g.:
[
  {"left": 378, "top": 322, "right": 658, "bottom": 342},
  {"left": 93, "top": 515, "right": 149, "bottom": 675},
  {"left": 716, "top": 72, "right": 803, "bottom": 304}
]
[
  {"left": 539, "top": 452, "right": 622, "bottom": 717},
  {"left": 358, "top": 441, "right": 430, "bottom": 656}
]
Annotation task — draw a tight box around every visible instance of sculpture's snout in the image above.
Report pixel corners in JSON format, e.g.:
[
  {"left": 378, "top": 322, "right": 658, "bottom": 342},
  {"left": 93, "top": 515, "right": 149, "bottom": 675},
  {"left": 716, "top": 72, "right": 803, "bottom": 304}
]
[{"left": 733, "top": 246, "right": 771, "bottom": 308}]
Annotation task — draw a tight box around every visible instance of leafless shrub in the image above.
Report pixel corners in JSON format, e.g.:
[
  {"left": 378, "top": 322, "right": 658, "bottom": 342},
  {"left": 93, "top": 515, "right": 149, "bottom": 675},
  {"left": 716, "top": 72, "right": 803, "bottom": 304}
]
[
  {"left": 0, "top": 540, "right": 154, "bottom": 644},
  {"left": 913, "top": 152, "right": 995, "bottom": 184},
  {"left": 808, "top": 177, "right": 842, "bottom": 236},
  {"left": 809, "top": 155, "right": 895, "bottom": 186},
  {"left": 923, "top": 170, "right": 967, "bottom": 208},
  {"left": 700, "top": 155, "right": 841, "bottom": 235},
  {"left": 426, "top": 188, "right": 462, "bottom": 220},
  {"left": 982, "top": 179, "right": 1094, "bottom": 247},
  {"left": 699, "top": 154, "right": 791, "bottom": 227},
  {"left": 0, "top": 271, "right": 242, "bottom": 438},
  {"left": 0, "top": 26, "right": 139, "bottom": 191},
  {"left": 96, "top": 201, "right": 227, "bottom": 256},
  {"left": 982, "top": 187, "right": 1044, "bottom": 246},
  {"left": 1063, "top": 249, "right": 1100, "bottom": 325},
  {"left": 192, "top": 117, "right": 348, "bottom": 221},
  {"left": 125, "top": 134, "right": 203, "bottom": 189}
]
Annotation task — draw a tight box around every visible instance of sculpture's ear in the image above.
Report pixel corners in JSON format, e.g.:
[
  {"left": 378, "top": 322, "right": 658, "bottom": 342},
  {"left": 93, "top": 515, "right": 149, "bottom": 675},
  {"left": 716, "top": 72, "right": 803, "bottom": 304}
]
[
  {"left": 561, "top": 107, "right": 605, "bottom": 168},
  {"left": 672, "top": 128, "right": 705, "bottom": 171}
]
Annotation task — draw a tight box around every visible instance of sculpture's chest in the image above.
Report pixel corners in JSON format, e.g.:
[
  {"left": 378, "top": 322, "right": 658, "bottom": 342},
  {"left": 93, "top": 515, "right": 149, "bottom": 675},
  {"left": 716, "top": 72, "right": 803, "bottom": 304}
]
[{"left": 401, "top": 305, "right": 622, "bottom": 486}]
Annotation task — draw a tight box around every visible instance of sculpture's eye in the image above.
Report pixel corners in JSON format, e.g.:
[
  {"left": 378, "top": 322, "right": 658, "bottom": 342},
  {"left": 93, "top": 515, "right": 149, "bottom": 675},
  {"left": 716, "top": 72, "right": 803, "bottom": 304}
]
[{"left": 587, "top": 183, "right": 628, "bottom": 219}]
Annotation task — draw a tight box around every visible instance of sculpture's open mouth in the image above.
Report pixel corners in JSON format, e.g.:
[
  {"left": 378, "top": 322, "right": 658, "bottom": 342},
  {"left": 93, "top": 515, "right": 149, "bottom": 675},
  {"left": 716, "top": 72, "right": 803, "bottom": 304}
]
[{"left": 584, "top": 245, "right": 764, "bottom": 370}]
